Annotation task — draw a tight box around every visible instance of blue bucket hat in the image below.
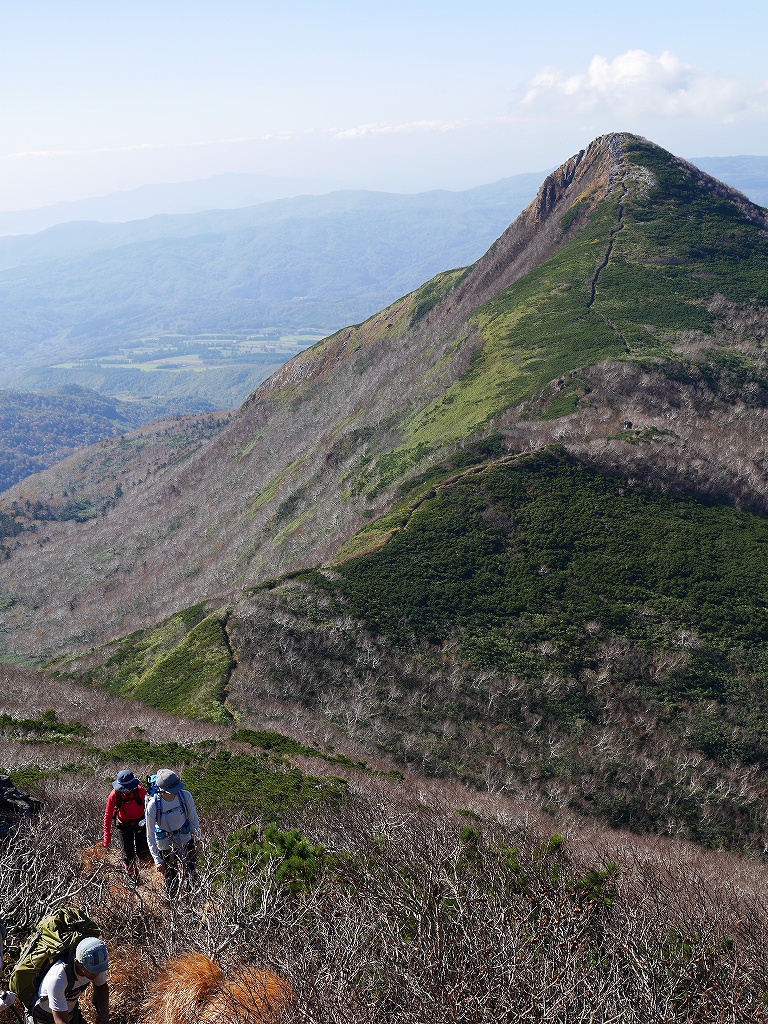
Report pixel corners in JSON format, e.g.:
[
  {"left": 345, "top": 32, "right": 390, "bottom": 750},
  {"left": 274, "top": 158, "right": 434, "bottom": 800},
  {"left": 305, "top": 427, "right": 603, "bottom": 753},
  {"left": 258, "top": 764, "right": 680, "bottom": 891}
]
[
  {"left": 75, "top": 937, "right": 109, "bottom": 974},
  {"left": 112, "top": 769, "right": 139, "bottom": 793}
]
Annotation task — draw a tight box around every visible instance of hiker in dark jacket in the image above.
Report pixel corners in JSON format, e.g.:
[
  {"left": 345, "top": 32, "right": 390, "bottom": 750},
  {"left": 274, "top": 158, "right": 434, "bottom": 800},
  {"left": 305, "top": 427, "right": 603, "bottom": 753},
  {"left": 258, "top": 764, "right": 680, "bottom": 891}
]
[
  {"left": 28, "top": 937, "right": 109, "bottom": 1024},
  {"left": 145, "top": 768, "right": 201, "bottom": 895},
  {"left": 103, "top": 769, "right": 148, "bottom": 878}
]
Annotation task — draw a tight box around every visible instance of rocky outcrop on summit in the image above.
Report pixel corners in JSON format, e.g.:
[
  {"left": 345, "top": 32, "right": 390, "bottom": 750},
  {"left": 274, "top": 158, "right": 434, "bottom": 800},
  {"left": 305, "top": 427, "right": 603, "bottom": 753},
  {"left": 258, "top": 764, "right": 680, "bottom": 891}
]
[{"left": 449, "top": 135, "right": 625, "bottom": 315}]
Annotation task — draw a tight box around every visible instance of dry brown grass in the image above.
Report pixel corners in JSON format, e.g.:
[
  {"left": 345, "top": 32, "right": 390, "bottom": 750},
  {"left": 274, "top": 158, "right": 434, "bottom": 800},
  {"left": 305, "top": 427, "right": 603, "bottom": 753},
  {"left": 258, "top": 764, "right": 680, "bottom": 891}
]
[
  {"left": 79, "top": 842, "right": 110, "bottom": 876},
  {"left": 141, "top": 953, "right": 292, "bottom": 1024}
]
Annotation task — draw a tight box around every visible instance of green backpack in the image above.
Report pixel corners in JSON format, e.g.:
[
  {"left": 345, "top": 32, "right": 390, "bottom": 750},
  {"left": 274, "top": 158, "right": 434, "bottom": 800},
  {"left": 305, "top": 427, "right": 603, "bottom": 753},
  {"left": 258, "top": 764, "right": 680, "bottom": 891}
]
[{"left": 9, "top": 906, "right": 100, "bottom": 1009}]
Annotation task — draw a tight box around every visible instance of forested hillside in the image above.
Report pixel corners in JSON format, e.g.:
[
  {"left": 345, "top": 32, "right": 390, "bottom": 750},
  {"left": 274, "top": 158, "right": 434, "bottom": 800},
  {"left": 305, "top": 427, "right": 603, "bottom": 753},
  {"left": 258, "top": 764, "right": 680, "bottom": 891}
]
[{"left": 0, "top": 386, "right": 223, "bottom": 492}]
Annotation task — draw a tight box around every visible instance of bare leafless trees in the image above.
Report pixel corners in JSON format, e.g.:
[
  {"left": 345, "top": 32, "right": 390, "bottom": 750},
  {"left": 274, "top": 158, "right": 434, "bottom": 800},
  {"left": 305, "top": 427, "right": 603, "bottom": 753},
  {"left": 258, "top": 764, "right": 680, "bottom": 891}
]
[{"left": 3, "top": 761, "right": 768, "bottom": 1024}]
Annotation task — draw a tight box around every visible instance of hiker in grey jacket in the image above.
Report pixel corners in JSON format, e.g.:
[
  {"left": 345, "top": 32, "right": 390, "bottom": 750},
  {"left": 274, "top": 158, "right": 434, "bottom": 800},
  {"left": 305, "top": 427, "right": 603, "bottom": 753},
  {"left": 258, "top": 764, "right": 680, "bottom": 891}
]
[{"left": 145, "top": 769, "right": 201, "bottom": 893}]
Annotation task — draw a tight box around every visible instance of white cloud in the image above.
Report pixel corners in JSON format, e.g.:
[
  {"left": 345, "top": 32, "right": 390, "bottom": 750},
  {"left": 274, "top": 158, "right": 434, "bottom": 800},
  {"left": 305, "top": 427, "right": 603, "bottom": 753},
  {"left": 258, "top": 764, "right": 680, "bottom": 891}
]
[
  {"left": 332, "top": 119, "right": 465, "bottom": 139},
  {"left": 0, "top": 120, "right": 476, "bottom": 163},
  {"left": 521, "top": 50, "right": 768, "bottom": 121}
]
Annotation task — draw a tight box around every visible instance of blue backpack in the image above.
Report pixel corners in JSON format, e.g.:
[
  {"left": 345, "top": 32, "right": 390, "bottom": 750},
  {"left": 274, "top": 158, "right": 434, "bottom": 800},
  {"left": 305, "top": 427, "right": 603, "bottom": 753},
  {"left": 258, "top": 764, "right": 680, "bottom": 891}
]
[{"left": 145, "top": 775, "right": 191, "bottom": 841}]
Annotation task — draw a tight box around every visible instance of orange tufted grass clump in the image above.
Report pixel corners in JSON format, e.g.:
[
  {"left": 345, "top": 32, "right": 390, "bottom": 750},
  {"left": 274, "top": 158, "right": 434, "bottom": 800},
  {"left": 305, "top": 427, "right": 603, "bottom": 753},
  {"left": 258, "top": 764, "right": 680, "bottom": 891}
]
[{"left": 141, "top": 951, "right": 292, "bottom": 1024}]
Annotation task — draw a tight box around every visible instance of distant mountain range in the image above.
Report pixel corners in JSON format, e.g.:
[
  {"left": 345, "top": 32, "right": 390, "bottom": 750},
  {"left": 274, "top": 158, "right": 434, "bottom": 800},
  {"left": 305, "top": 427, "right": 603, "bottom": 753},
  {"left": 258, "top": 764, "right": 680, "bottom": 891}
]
[
  {"left": 3, "top": 133, "right": 768, "bottom": 850},
  {"left": 1, "top": 157, "right": 765, "bottom": 236},
  {"left": 1, "top": 157, "right": 764, "bottom": 411},
  {"left": 0, "top": 175, "right": 545, "bottom": 406},
  {"left": 0, "top": 172, "right": 345, "bottom": 236}
]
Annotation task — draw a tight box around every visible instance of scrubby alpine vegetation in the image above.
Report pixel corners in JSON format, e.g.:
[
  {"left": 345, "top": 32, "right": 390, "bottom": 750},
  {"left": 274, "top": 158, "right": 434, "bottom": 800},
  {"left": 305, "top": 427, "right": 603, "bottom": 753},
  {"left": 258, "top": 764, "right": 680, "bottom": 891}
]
[
  {"left": 2, "top": 135, "right": 768, "bottom": 864},
  {"left": 2, "top": 665, "right": 768, "bottom": 1024},
  {"left": 221, "top": 447, "right": 768, "bottom": 852}
]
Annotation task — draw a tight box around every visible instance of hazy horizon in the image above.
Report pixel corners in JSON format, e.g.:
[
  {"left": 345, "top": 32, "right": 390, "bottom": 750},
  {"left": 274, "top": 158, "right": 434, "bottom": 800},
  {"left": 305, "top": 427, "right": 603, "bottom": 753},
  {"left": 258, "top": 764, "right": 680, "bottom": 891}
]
[{"left": 2, "top": 1, "right": 767, "bottom": 211}]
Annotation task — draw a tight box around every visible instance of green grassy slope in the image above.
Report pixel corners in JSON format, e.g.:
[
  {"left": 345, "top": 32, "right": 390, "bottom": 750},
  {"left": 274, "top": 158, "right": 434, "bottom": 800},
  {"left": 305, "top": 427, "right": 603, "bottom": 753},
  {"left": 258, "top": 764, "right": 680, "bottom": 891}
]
[
  {"left": 602, "top": 139, "right": 768, "bottom": 345},
  {"left": 50, "top": 604, "right": 234, "bottom": 723}
]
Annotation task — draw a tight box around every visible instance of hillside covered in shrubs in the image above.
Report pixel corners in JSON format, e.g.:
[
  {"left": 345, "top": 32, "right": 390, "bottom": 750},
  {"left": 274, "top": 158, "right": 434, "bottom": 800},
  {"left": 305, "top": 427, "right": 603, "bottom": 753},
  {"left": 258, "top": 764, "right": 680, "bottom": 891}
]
[
  {"left": 2, "top": 664, "right": 768, "bottom": 1023},
  {"left": 3, "top": 131, "right": 768, "bottom": 1017},
  {"left": 41, "top": 443, "right": 768, "bottom": 853},
  {"left": 1, "top": 134, "right": 767, "bottom": 659}
]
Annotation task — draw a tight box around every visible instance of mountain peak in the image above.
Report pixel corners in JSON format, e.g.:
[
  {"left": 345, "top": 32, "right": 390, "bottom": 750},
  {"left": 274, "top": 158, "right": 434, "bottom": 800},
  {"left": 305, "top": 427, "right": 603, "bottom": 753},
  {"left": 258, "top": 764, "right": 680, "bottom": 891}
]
[
  {"left": 446, "top": 133, "right": 634, "bottom": 316},
  {"left": 530, "top": 132, "right": 628, "bottom": 218},
  {"left": 445, "top": 131, "right": 766, "bottom": 322},
  {"left": 2, "top": 133, "right": 768, "bottom": 659}
]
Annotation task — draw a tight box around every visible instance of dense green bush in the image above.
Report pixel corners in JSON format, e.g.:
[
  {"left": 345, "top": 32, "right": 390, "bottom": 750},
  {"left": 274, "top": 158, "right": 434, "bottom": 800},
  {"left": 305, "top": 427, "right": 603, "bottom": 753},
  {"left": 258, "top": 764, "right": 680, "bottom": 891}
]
[
  {"left": 215, "top": 821, "right": 327, "bottom": 894},
  {"left": 184, "top": 750, "right": 346, "bottom": 818},
  {"left": 231, "top": 728, "right": 310, "bottom": 755},
  {"left": 334, "top": 450, "right": 768, "bottom": 654},
  {"left": 0, "top": 710, "right": 91, "bottom": 740}
]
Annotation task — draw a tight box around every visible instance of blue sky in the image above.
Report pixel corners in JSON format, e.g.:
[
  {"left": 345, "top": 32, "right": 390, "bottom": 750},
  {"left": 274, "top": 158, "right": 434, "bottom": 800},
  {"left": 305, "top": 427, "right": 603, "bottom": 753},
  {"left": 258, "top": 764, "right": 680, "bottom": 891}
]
[{"left": 1, "top": 0, "right": 767, "bottom": 208}]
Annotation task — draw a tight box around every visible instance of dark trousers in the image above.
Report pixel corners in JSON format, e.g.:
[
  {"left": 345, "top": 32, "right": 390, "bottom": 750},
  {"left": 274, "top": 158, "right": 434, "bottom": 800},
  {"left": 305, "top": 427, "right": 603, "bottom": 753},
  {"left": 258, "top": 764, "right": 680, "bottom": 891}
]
[
  {"left": 30, "top": 1003, "right": 84, "bottom": 1024},
  {"left": 159, "top": 838, "right": 196, "bottom": 895},
  {"left": 116, "top": 822, "right": 149, "bottom": 865}
]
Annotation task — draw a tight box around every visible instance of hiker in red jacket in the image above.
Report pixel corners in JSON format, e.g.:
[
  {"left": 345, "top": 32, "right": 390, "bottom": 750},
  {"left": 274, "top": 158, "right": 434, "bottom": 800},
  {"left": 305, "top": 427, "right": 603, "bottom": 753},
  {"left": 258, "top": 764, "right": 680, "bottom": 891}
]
[{"left": 103, "top": 769, "right": 148, "bottom": 879}]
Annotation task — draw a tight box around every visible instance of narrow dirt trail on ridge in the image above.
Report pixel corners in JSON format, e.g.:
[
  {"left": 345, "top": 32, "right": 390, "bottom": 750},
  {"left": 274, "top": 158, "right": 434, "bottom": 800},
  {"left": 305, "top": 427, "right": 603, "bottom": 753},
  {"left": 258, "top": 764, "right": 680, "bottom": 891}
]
[{"left": 588, "top": 181, "right": 631, "bottom": 354}]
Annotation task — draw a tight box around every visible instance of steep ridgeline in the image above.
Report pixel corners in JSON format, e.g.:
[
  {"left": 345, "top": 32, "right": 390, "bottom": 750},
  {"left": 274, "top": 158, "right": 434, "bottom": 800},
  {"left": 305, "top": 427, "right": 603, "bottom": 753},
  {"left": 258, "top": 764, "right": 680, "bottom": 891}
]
[{"left": 1, "top": 131, "right": 768, "bottom": 673}]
